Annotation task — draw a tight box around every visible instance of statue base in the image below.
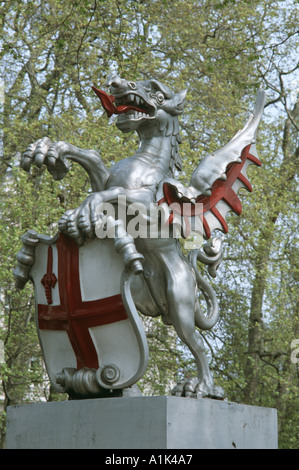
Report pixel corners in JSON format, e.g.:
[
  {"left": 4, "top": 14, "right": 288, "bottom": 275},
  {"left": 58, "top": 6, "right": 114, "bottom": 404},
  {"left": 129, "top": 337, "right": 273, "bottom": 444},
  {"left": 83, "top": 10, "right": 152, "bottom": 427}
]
[{"left": 6, "top": 396, "right": 277, "bottom": 449}]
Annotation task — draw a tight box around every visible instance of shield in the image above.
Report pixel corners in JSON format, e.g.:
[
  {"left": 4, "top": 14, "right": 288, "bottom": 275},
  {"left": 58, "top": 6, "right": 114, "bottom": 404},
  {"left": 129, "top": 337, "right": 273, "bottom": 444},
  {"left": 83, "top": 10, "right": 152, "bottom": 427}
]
[{"left": 26, "top": 232, "right": 148, "bottom": 396}]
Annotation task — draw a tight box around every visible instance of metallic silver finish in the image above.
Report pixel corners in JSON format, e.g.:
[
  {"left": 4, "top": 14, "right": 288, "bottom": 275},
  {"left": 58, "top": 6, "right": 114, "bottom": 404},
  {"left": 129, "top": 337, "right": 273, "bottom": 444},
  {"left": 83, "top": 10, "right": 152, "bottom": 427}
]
[
  {"left": 195, "top": 236, "right": 224, "bottom": 278},
  {"left": 97, "top": 364, "right": 120, "bottom": 386},
  {"left": 117, "top": 267, "right": 149, "bottom": 388},
  {"left": 189, "top": 250, "right": 220, "bottom": 331},
  {"left": 13, "top": 230, "right": 39, "bottom": 289},
  {"left": 18, "top": 76, "right": 265, "bottom": 399},
  {"left": 113, "top": 217, "right": 144, "bottom": 274},
  {"left": 56, "top": 367, "right": 102, "bottom": 397},
  {"left": 190, "top": 89, "right": 266, "bottom": 196},
  {"left": 21, "top": 137, "right": 109, "bottom": 191}
]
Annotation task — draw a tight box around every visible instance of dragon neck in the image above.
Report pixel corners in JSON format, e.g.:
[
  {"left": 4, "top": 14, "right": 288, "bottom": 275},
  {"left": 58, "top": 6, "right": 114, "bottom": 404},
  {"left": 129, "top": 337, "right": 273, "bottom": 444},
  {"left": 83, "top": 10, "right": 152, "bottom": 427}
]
[{"left": 136, "top": 116, "right": 182, "bottom": 176}]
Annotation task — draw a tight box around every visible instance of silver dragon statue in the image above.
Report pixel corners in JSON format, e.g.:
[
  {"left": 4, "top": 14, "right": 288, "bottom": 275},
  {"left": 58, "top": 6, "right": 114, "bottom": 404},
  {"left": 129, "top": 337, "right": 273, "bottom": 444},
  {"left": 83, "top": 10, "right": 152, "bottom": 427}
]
[{"left": 16, "top": 75, "right": 266, "bottom": 399}]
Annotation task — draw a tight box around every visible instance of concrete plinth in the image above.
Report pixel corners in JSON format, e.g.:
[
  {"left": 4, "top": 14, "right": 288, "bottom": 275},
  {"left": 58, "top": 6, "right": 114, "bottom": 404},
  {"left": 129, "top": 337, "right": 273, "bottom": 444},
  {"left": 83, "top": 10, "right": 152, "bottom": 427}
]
[{"left": 6, "top": 396, "right": 278, "bottom": 449}]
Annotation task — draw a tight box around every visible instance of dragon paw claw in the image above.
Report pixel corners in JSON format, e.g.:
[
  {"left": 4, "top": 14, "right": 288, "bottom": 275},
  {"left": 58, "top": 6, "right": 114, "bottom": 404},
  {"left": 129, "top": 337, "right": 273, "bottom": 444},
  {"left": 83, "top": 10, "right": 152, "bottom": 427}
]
[{"left": 171, "top": 377, "right": 225, "bottom": 400}]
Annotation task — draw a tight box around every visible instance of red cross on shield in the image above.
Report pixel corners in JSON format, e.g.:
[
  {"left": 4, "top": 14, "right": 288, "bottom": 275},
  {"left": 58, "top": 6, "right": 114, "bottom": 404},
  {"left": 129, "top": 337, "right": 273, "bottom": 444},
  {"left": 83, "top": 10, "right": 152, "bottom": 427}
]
[{"left": 29, "top": 233, "right": 148, "bottom": 394}]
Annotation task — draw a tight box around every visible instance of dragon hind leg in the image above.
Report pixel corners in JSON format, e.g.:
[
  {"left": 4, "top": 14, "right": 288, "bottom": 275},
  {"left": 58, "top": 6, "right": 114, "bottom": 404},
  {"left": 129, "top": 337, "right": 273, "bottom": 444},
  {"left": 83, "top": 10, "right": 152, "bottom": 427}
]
[
  {"left": 171, "top": 324, "right": 224, "bottom": 399},
  {"left": 167, "top": 272, "right": 224, "bottom": 399}
]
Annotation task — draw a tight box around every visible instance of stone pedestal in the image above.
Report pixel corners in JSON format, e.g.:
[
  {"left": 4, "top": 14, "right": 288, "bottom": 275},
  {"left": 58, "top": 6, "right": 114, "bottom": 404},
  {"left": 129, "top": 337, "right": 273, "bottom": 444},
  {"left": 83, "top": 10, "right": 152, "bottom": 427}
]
[{"left": 6, "top": 396, "right": 277, "bottom": 449}]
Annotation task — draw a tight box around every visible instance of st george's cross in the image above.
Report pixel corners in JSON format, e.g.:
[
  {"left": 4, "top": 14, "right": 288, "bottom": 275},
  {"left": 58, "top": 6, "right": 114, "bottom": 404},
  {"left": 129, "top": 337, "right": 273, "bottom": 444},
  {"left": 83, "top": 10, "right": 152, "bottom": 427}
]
[{"left": 29, "top": 233, "right": 148, "bottom": 395}]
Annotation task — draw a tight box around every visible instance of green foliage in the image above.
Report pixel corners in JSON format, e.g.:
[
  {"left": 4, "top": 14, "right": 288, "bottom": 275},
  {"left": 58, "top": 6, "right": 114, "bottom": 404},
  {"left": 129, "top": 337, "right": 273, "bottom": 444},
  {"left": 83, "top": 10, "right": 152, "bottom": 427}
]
[{"left": 0, "top": 0, "right": 298, "bottom": 448}]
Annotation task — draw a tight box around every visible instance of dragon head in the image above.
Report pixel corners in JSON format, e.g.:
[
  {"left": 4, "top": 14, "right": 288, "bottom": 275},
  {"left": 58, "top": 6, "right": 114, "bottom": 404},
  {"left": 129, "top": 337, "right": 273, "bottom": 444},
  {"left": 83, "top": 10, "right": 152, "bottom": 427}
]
[
  {"left": 92, "top": 74, "right": 187, "bottom": 135},
  {"left": 92, "top": 75, "right": 187, "bottom": 172}
]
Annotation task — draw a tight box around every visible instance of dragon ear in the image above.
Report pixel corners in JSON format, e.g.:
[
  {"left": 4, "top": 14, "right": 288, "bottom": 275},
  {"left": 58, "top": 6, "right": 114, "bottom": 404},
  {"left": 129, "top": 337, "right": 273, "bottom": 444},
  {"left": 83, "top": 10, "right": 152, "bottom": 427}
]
[{"left": 168, "top": 89, "right": 188, "bottom": 115}]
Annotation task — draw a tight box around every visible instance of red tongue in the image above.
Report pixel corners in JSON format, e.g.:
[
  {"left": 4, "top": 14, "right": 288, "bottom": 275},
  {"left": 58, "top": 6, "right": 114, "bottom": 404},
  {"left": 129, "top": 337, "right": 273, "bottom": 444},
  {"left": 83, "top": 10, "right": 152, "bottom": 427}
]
[{"left": 91, "top": 86, "right": 146, "bottom": 118}]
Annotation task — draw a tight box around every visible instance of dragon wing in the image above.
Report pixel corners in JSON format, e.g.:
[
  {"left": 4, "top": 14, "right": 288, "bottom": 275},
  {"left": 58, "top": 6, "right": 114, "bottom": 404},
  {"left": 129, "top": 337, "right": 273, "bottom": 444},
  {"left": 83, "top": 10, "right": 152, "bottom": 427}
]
[
  {"left": 190, "top": 89, "right": 266, "bottom": 196},
  {"left": 157, "top": 89, "right": 266, "bottom": 240}
]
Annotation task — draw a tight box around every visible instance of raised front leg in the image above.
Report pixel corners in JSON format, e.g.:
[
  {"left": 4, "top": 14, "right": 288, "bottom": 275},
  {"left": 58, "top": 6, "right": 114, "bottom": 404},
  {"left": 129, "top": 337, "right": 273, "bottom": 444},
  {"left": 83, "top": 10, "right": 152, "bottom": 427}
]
[{"left": 21, "top": 137, "right": 109, "bottom": 191}]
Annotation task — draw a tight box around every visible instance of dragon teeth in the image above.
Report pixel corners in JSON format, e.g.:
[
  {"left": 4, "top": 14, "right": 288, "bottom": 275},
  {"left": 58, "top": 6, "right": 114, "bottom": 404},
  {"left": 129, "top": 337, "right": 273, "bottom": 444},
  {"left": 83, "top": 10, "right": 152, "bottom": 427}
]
[
  {"left": 127, "top": 94, "right": 144, "bottom": 106},
  {"left": 125, "top": 110, "right": 149, "bottom": 119}
]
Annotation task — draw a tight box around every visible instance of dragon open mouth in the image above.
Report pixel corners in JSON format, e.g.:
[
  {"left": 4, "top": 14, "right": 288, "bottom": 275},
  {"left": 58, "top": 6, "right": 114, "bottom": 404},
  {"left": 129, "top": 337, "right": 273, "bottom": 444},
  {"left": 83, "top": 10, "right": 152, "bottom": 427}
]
[{"left": 92, "top": 86, "right": 153, "bottom": 119}]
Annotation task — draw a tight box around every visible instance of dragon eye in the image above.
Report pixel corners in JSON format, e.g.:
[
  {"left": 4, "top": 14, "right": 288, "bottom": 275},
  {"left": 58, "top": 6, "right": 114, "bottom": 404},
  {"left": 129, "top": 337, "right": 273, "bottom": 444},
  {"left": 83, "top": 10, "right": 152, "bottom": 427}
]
[
  {"left": 156, "top": 92, "right": 164, "bottom": 103},
  {"left": 128, "top": 82, "right": 137, "bottom": 90}
]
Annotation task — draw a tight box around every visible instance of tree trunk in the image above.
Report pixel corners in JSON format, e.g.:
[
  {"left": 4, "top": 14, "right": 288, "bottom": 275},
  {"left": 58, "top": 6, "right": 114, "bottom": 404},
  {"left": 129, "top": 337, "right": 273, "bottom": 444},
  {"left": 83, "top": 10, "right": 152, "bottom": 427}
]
[
  {"left": 243, "top": 226, "right": 276, "bottom": 403},
  {"left": 244, "top": 97, "right": 298, "bottom": 404}
]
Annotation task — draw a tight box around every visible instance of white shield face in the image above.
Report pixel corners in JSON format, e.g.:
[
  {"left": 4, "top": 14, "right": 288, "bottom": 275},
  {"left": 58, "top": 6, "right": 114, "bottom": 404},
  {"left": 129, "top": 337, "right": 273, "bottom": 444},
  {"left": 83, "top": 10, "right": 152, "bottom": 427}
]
[{"left": 30, "top": 234, "right": 148, "bottom": 393}]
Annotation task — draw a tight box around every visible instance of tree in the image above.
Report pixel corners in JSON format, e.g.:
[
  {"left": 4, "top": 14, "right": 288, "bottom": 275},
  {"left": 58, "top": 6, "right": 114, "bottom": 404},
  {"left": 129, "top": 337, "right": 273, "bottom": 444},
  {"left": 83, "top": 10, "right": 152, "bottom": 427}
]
[
  {"left": 0, "top": 0, "right": 298, "bottom": 448},
  {"left": 206, "top": 3, "right": 299, "bottom": 447}
]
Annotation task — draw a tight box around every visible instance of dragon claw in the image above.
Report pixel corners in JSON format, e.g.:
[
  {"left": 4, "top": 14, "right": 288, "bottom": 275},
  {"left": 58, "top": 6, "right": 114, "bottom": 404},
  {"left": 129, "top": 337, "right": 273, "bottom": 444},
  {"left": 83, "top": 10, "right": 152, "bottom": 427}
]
[
  {"left": 171, "top": 377, "right": 225, "bottom": 400},
  {"left": 58, "top": 210, "right": 74, "bottom": 232},
  {"left": 58, "top": 203, "right": 98, "bottom": 243}
]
